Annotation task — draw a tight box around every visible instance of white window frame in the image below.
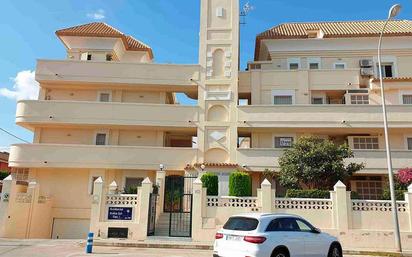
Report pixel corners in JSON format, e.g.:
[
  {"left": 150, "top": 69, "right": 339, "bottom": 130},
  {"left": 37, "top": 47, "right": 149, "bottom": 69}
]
[
  {"left": 373, "top": 56, "right": 398, "bottom": 78},
  {"left": 271, "top": 90, "right": 296, "bottom": 105},
  {"left": 97, "top": 91, "right": 112, "bottom": 102},
  {"left": 348, "top": 136, "right": 380, "bottom": 150},
  {"left": 273, "top": 134, "right": 296, "bottom": 149},
  {"left": 334, "top": 62, "right": 347, "bottom": 70},
  {"left": 404, "top": 134, "right": 412, "bottom": 150},
  {"left": 94, "top": 130, "right": 109, "bottom": 145},
  {"left": 400, "top": 90, "right": 412, "bottom": 105},
  {"left": 88, "top": 169, "right": 105, "bottom": 195},
  {"left": 307, "top": 57, "right": 321, "bottom": 70},
  {"left": 287, "top": 58, "right": 301, "bottom": 70}
]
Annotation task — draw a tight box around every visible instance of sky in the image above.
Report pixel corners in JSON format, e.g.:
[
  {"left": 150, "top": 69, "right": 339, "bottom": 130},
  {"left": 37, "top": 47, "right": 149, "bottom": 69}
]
[{"left": 0, "top": 0, "right": 411, "bottom": 151}]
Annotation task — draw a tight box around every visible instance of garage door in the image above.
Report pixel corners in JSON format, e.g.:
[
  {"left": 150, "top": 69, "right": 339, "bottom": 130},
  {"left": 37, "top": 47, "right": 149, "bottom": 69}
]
[{"left": 52, "top": 218, "right": 90, "bottom": 239}]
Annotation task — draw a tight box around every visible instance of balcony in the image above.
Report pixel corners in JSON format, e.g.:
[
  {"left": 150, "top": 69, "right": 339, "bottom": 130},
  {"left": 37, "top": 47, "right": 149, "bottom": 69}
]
[
  {"left": 36, "top": 60, "right": 200, "bottom": 91},
  {"left": 9, "top": 144, "right": 198, "bottom": 170},
  {"left": 238, "top": 105, "right": 412, "bottom": 128},
  {"left": 237, "top": 148, "right": 412, "bottom": 173},
  {"left": 16, "top": 100, "right": 199, "bottom": 129}
]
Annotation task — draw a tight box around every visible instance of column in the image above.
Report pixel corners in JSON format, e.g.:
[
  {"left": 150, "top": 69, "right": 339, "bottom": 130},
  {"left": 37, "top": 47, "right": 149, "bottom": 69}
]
[
  {"left": 137, "top": 177, "right": 152, "bottom": 238},
  {"left": 192, "top": 178, "right": 206, "bottom": 241},
  {"left": 0, "top": 175, "right": 15, "bottom": 237},
  {"left": 260, "top": 179, "right": 275, "bottom": 213},
  {"left": 90, "top": 177, "right": 104, "bottom": 237},
  {"left": 405, "top": 184, "right": 412, "bottom": 232},
  {"left": 156, "top": 170, "right": 166, "bottom": 213},
  {"left": 25, "top": 181, "right": 40, "bottom": 238},
  {"left": 331, "top": 181, "right": 350, "bottom": 231}
]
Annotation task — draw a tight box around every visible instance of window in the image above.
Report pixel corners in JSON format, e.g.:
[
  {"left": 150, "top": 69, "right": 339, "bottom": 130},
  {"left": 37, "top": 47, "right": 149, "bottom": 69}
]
[
  {"left": 272, "top": 90, "right": 295, "bottom": 105},
  {"left": 238, "top": 99, "right": 249, "bottom": 106},
  {"left": 311, "top": 97, "right": 324, "bottom": 104},
  {"left": 308, "top": 58, "right": 321, "bottom": 70},
  {"left": 124, "top": 177, "right": 143, "bottom": 190},
  {"left": 402, "top": 95, "right": 412, "bottom": 105},
  {"left": 238, "top": 137, "right": 251, "bottom": 148},
  {"left": 266, "top": 218, "right": 299, "bottom": 232},
  {"left": 350, "top": 94, "right": 369, "bottom": 105},
  {"left": 275, "top": 137, "right": 294, "bottom": 148},
  {"left": 287, "top": 58, "right": 300, "bottom": 70},
  {"left": 99, "top": 93, "right": 111, "bottom": 102},
  {"left": 334, "top": 63, "right": 346, "bottom": 69},
  {"left": 353, "top": 137, "right": 379, "bottom": 150},
  {"left": 80, "top": 52, "right": 91, "bottom": 61},
  {"left": 296, "top": 219, "right": 314, "bottom": 232},
  {"left": 407, "top": 138, "right": 412, "bottom": 150},
  {"left": 11, "top": 168, "right": 29, "bottom": 181},
  {"left": 95, "top": 133, "right": 107, "bottom": 145},
  {"left": 379, "top": 64, "right": 393, "bottom": 78},
  {"left": 355, "top": 180, "right": 383, "bottom": 200},
  {"left": 87, "top": 54, "right": 92, "bottom": 61},
  {"left": 223, "top": 217, "right": 259, "bottom": 231}
]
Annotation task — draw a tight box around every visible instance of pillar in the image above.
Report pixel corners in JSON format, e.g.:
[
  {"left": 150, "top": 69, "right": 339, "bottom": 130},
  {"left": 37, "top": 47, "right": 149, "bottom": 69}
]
[
  {"left": 90, "top": 177, "right": 104, "bottom": 237},
  {"left": 406, "top": 184, "right": 412, "bottom": 232},
  {"left": 260, "top": 179, "right": 275, "bottom": 213},
  {"left": 156, "top": 170, "right": 166, "bottom": 213},
  {"left": 137, "top": 178, "right": 152, "bottom": 235},
  {"left": 331, "top": 181, "right": 350, "bottom": 231},
  {"left": 108, "top": 181, "right": 117, "bottom": 194},
  {"left": 25, "top": 181, "right": 40, "bottom": 238},
  {"left": 0, "top": 175, "right": 14, "bottom": 237},
  {"left": 192, "top": 177, "right": 206, "bottom": 241}
]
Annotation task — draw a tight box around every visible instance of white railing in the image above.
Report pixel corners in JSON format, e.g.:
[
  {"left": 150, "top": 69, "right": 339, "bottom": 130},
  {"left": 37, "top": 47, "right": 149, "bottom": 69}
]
[
  {"left": 352, "top": 200, "right": 407, "bottom": 212},
  {"left": 37, "top": 196, "right": 51, "bottom": 204},
  {"left": 105, "top": 194, "right": 138, "bottom": 207},
  {"left": 207, "top": 196, "right": 258, "bottom": 209},
  {"left": 15, "top": 193, "right": 32, "bottom": 204},
  {"left": 275, "top": 198, "right": 333, "bottom": 210}
]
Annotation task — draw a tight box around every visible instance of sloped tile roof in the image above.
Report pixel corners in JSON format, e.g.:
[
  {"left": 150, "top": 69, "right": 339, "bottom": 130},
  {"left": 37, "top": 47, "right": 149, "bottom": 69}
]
[
  {"left": 255, "top": 20, "right": 412, "bottom": 60},
  {"left": 56, "top": 22, "right": 153, "bottom": 58}
]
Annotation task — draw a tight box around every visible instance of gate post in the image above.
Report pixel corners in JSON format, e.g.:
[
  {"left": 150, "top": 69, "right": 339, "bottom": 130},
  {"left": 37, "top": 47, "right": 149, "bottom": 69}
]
[
  {"left": 0, "top": 175, "right": 14, "bottom": 237},
  {"left": 156, "top": 170, "right": 166, "bottom": 213},
  {"left": 260, "top": 179, "right": 275, "bottom": 213},
  {"left": 138, "top": 177, "right": 152, "bottom": 240},
  {"left": 90, "top": 177, "right": 104, "bottom": 237},
  {"left": 331, "top": 181, "right": 350, "bottom": 231},
  {"left": 405, "top": 184, "right": 412, "bottom": 232},
  {"left": 192, "top": 177, "right": 206, "bottom": 241}
]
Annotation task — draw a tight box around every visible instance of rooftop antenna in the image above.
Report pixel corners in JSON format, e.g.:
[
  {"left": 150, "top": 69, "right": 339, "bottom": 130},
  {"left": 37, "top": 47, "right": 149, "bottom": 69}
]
[{"left": 240, "top": 2, "right": 254, "bottom": 25}]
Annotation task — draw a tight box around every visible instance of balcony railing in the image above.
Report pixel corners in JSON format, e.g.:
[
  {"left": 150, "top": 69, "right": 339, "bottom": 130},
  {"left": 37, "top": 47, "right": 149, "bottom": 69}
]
[
  {"left": 16, "top": 100, "right": 199, "bottom": 128},
  {"left": 9, "top": 144, "right": 198, "bottom": 170},
  {"left": 238, "top": 105, "right": 412, "bottom": 128},
  {"left": 36, "top": 59, "right": 200, "bottom": 89},
  {"left": 237, "top": 148, "right": 412, "bottom": 172}
]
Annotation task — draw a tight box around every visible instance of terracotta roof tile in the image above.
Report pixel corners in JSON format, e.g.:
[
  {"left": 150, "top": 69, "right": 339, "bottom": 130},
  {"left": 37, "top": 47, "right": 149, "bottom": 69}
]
[
  {"left": 255, "top": 20, "right": 412, "bottom": 60},
  {"left": 56, "top": 22, "right": 153, "bottom": 59}
]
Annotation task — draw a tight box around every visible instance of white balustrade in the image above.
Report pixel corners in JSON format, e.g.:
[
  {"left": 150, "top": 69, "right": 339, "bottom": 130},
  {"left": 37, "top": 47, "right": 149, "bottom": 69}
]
[
  {"left": 15, "top": 193, "right": 32, "bottom": 204},
  {"left": 207, "top": 196, "right": 258, "bottom": 208},
  {"left": 352, "top": 200, "right": 407, "bottom": 212},
  {"left": 105, "top": 194, "right": 138, "bottom": 206},
  {"left": 275, "top": 198, "right": 333, "bottom": 210}
]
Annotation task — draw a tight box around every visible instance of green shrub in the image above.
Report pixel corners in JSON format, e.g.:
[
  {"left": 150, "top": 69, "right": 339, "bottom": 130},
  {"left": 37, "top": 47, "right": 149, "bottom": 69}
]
[
  {"left": 381, "top": 189, "right": 406, "bottom": 201},
  {"left": 0, "top": 171, "right": 9, "bottom": 180},
  {"left": 350, "top": 191, "right": 361, "bottom": 200},
  {"left": 229, "top": 171, "right": 251, "bottom": 197},
  {"left": 124, "top": 186, "right": 138, "bottom": 194},
  {"left": 285, "top": 189, "right": 330, "bottom": 199},
  {"left": 201, "top": 172, "right": 218, "bottom": 196}
]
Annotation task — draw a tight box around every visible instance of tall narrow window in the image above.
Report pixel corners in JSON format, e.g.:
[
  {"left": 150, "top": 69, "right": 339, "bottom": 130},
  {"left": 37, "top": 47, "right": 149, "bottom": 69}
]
[
  {"left": 379, "top": 63, "right": 394, "bottom": 78},
  {"left": 402, "top": 94, "right": 412, "bottom": 105},
  {"left": 95, "top": 133, "right": 107, "bottom": 145},
  {"left": 407, "top": 138, "right": 412, "bottom": 150}
]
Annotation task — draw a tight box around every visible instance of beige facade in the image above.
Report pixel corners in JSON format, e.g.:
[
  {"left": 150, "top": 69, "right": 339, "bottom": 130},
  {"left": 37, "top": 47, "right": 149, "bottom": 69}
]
[{"left": 1, "top": 0, "right": 412, "bottom": 249}]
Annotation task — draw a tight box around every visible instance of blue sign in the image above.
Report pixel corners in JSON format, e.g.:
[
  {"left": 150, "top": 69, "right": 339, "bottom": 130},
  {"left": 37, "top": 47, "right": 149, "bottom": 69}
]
[{"left": 108, "top": 207, "right": 133, "bottom": 220}]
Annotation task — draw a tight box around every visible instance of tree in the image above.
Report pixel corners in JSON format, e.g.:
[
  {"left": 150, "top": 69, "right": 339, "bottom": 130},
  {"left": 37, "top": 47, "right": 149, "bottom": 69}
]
[{"left": 278, "top": 136, "right": 364, "bottom": 190}]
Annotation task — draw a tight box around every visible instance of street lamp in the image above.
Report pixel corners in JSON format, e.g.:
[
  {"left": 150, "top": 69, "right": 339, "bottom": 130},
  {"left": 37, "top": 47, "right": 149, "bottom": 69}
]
[{"left": 377, "top": 3, "right": 402, "bottom": 253}]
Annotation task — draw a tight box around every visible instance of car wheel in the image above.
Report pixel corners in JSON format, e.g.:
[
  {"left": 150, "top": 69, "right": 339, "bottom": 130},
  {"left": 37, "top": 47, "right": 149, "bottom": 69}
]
[
  {"left": 271, "top": 249, "right": 289, "bottom": 257},
  {"left": 328, "top": 244, "right": 342, "bottom": 257}
]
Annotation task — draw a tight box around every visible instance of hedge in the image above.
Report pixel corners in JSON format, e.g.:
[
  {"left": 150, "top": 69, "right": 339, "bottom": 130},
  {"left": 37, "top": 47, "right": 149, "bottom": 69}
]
[
  {"left": 285, "top": 189, "right": 330, "bottom": 199},
  {"left": 201, "top": 172, "right": 219, "bottom": 196},
  {"left": 381, "top": 189, "right": 406, "bottom": 201},
  {"left": 0, "top": 171, "right": 9, "bottom": 181},
  {"left": 229, "top": 171, "right": 251, "bottom": 197}
]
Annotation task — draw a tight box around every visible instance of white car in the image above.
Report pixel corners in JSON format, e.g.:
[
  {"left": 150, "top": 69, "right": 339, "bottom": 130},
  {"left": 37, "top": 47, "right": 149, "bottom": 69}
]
[{"left": 213, "top": 213, "right": 342, "bottom": 257}]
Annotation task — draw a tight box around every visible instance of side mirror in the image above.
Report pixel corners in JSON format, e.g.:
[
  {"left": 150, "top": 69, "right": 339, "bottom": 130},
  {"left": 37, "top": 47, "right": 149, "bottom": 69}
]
[{"left": 312, "top": 227, "right": 321, "bottom": 234}]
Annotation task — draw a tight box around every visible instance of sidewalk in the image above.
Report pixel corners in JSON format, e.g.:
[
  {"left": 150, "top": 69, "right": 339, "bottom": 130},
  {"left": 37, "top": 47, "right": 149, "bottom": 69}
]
[{"left": 90, "top": 238, "right": 412, "bottom": 257}]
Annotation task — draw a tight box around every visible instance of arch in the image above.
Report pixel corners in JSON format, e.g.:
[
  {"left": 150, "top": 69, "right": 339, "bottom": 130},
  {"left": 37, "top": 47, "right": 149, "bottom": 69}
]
[
  {"left": 207, "top": 105, "right": 228, "bottom": 121},
  {"left": 212, "top": 49, "right": 225, "bottom": 77},
  {"left": 205, "top": 148, "right": 229, "bottom": 163}
]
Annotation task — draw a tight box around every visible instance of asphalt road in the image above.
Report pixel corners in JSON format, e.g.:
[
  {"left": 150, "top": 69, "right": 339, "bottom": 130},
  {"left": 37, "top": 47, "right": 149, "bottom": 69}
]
[{"left": 0, "top": 239, "right": 376, "bottom": 257}]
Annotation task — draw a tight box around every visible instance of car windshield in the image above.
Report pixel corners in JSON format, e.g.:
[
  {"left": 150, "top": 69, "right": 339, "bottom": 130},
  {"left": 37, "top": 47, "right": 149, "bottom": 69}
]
[{"left": 223, "top": 217, "right": 259, "bottom": 231}]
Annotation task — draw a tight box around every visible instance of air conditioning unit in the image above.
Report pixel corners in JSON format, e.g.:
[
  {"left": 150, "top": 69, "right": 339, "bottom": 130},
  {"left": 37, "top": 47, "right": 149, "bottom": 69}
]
[
  {"left": 360, "top": 67, "right": 374, "bottom": 76},
  {"left": 359, "top": 59, "right": 373, "bottom": 67}
]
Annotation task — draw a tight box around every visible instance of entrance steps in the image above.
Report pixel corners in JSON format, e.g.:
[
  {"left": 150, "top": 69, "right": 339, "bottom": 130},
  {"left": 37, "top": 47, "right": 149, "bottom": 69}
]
[{"left": 154, "top": 213, "right": 170, "bottom": 236}]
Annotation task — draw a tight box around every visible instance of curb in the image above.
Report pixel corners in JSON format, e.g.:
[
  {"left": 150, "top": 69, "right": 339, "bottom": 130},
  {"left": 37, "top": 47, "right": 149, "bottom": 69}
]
[{"left": 88, "top": 240, "right": 412, "bottom": 256}]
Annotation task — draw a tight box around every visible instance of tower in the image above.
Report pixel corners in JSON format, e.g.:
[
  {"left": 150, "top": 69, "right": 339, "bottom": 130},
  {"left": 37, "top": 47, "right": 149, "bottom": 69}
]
[{"left": 197, "top": 0, "right": 240, "bottom": 164}]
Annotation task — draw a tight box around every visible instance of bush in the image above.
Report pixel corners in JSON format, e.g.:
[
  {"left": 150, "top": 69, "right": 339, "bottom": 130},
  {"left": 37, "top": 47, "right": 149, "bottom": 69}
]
[
  {"left": 201, "top": 172, "right": 218, "bottom": 196},
  {"left": 350, "top": 191, "right": 361, "bottom": 200},
  {"left": 381, "top": 189, "right": 406, "bottom": 201},
  {"left": 285, "top": 189, "right": 330, "bottom": 199},
  {"left": 124, "top": 186, "right": 138, "bottom": 194},
  {"left": 0, "top": 171, "right": 9, "bottom": 180},
  {"left": 229, "top": 171, "right": 251, "bottom": 197}
]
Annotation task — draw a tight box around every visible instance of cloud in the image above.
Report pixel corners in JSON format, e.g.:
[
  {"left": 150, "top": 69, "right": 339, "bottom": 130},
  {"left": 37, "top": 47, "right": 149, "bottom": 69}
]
[
  {"left": 0, "top": 70, "right": 39, "bottom": 101},
  {"left": 87, "top": 9, "right": 106, "bottom": 20}
]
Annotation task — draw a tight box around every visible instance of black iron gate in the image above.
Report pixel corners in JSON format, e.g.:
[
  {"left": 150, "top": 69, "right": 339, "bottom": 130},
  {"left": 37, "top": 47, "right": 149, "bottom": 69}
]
[
  {"left": 147, "top": 193, "right": 157, "bottom": 236},
  {"left": 164, "top": 175, "right": 195, "bottom": 237}
]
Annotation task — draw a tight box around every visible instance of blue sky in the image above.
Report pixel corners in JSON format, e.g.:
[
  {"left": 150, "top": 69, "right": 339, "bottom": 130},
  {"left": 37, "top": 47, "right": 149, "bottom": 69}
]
[{"left": 0, "top": 0, "right": 411, "bottom": 150}]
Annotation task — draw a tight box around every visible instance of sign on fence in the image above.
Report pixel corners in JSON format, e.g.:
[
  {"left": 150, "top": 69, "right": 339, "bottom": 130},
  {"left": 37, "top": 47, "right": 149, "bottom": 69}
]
[{"left": 107, "top": 207, "right": 133, "bottom": 220}]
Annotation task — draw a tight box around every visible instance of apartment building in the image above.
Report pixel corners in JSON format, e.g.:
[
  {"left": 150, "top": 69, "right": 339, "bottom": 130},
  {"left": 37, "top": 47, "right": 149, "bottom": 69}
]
[{"left": 4, "top": 0, "right": 412, "bottom": 239}]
